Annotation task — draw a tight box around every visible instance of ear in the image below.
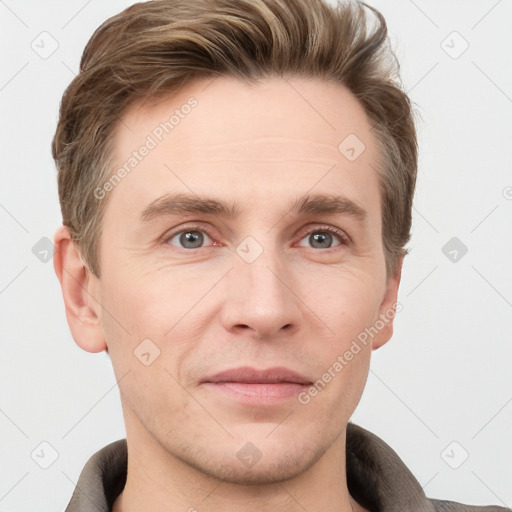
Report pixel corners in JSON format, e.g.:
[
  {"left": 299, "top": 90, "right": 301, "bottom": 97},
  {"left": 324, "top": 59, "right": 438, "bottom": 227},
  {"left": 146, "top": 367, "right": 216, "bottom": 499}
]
[
  {"left": 53, "top": 225, "right": 107, "bottom": 353},
  {"left": 372, "top": 257, "right": 403, "bottom": 351}
]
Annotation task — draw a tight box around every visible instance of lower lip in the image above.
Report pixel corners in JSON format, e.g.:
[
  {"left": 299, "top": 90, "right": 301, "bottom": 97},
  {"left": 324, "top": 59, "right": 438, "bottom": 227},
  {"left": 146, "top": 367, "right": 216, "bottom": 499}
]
[{"left": 203, "top": 382, "right": 308, "bottom": 405}]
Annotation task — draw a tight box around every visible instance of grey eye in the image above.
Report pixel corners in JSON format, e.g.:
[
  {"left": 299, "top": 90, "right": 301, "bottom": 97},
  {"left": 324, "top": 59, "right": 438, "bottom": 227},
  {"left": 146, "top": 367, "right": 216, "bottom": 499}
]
[
  {"left": 169, "top": 230, "right": 211, "bottom": 249},
  {"left": 297, "top": 231, "right": 342, "bottom": 249},
  {"left": 309, "top": 232, "right": 333, "bottom": 248}
]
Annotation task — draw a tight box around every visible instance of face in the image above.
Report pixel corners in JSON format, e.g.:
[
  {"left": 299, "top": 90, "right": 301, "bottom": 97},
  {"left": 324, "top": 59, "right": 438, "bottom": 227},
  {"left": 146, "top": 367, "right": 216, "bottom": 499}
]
[{"left": 88, "top": 76, "right": 400, "bottom": 484}]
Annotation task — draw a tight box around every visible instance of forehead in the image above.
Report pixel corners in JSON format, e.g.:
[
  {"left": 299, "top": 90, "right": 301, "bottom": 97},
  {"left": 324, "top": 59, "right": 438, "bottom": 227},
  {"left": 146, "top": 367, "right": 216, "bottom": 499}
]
[
  {"left": 106, "top": 76, "right": 381, "bottom": 225},
  {"left": 116, "top": 76, "right": 375, "bottom": 159}
]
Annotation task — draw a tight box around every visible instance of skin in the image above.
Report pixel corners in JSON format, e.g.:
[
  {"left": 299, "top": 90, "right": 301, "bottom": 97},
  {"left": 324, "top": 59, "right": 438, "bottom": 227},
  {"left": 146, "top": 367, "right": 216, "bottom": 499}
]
[{"left": 54, "top": 76, "right": 402, "bottom": 512}]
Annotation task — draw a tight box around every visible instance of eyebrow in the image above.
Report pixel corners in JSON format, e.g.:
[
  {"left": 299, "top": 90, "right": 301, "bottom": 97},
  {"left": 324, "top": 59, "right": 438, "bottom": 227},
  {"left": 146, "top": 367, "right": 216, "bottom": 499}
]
[{"left": 139, "top": 192, "right": 367, "bottom": 223}]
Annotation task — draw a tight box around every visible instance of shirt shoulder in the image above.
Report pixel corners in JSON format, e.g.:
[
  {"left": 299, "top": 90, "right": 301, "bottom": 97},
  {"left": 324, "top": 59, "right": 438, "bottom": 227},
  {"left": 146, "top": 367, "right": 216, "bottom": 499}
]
[
  {"left": 65, "top": 439, "right": 127, "bottom": 512},
  {"left": 346, "top": 423, "right": 510, "bottom": 512},
  {"left": 430, "top": 499, "right": 511, "bottom": 512}
]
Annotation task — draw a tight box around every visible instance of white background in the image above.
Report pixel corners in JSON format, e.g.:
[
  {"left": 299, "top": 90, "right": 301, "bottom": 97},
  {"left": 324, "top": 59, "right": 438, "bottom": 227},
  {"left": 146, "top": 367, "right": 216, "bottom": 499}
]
[{"left": 0, "top": 0, "right": 511, "bottom": 510}]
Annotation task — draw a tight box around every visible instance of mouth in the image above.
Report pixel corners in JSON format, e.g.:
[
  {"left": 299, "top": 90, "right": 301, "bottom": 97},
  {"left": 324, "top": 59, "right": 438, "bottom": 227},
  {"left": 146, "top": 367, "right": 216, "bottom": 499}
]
[{"left": 201, "top": 366, "right": 313, "bottom": 405}]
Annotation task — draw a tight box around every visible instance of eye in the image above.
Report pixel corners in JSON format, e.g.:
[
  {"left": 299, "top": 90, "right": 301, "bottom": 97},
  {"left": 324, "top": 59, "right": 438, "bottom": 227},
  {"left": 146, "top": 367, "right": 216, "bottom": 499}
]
[
  {"left": 166, "top": 228, "right": 213, "bottom": 249},
  {"left": 297, "top": 227, "right": 346, "bottom": 249}
]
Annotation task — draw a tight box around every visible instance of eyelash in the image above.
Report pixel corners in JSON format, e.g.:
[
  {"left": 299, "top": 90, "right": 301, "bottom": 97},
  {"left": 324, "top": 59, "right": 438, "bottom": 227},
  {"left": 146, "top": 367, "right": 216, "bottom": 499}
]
[{"left": 163, "top": 223, "right": 350, "bottom": 250}]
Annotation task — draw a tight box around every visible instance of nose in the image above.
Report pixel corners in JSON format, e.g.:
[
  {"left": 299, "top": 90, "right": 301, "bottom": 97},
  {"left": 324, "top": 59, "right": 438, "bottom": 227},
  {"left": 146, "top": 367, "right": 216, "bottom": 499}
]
[{"left": 219, "top": 242, "right": 302, "bottom": 339}]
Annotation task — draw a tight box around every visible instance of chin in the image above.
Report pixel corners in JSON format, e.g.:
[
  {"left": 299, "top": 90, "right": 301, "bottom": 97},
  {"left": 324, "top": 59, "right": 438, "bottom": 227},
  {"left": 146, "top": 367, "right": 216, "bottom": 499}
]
[{"left": 172, "top": 435, "right": 327, "bottom": 486}]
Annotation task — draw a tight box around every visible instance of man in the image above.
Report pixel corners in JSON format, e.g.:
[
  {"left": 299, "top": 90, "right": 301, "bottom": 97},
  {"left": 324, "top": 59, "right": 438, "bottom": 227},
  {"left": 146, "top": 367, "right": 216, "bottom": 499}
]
[{"left": 51, "top": 0, "right": 509, "bottom": 510}]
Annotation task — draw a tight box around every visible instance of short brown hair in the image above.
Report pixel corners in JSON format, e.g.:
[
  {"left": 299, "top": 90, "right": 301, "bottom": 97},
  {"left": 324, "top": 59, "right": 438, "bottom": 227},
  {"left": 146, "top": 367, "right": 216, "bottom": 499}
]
[{"left": 52, "top": 0, "right": 417, "bottom": 277}]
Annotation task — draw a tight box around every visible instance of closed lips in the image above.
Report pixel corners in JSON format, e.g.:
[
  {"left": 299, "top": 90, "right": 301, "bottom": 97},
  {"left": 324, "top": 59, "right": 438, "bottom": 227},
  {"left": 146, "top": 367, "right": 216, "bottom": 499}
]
[{"left": 203, "top": 366, "right": 312, "bottom": 385}]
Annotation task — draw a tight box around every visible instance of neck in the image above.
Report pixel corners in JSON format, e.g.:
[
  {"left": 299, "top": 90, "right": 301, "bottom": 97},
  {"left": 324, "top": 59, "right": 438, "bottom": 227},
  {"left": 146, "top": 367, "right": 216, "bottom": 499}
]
[{"left": 113, "top": 407, "right": 363, "bottom": 512}]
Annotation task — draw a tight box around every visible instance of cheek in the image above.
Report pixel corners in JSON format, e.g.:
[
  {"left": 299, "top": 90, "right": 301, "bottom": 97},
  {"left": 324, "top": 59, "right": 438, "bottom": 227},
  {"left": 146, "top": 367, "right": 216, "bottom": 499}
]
[
  {"left": 296, "top": 267, "right": 381, "bottom": 401},
  {"left": 99, "top": 260, "right": 199, "bottom": 336},
  {"left": 98, "top": 269, "right": 196, "bottom": 416},
  {"left": 302, "top": 266, "right": 384, "bottom": 339},
  {"left": 97, "top": 262, "right": 216, "bottom": 392},
  {"left": 298, "top": 336, "right": 371, "bottom": 435}
]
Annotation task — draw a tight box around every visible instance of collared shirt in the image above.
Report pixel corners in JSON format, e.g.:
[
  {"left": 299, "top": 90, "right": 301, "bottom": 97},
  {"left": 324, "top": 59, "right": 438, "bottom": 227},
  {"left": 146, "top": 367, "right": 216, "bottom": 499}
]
[{"left": 65, "top": 423, "right": 510, "bottom": 512}]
